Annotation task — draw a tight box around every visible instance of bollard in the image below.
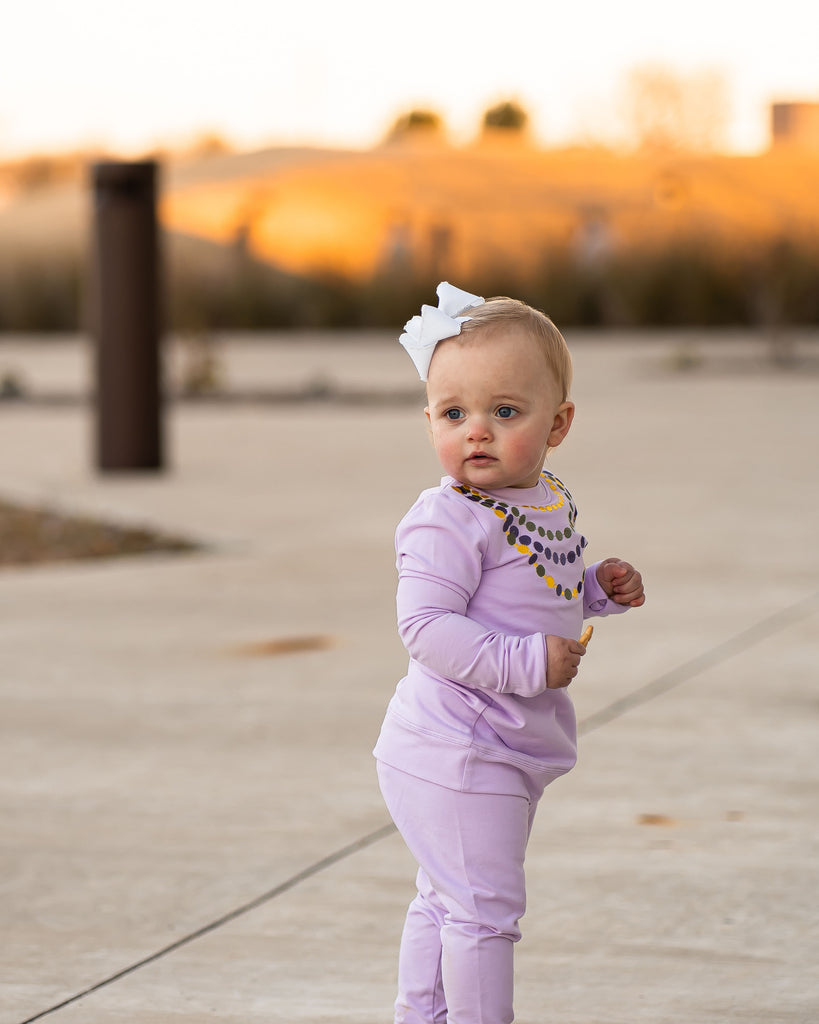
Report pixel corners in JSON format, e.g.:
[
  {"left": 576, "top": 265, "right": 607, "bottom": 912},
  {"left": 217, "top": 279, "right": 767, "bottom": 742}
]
[{"left": 91, "top": 160, "right": 163, "bottom": 471}]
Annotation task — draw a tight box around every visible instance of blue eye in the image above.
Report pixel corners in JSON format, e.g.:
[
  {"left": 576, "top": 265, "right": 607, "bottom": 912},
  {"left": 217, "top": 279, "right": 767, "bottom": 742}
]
[
  {"left": 445, "top": 409, "right": 463, "bottom": 421},
  {"left": 496, "top": 406, "right": 517, "bottom": 419}
]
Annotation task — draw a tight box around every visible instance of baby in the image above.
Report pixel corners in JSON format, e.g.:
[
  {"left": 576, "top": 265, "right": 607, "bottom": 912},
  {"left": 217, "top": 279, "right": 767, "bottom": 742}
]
[{"left": 375, "top": 282, "right": 644, "bottom": 1024}]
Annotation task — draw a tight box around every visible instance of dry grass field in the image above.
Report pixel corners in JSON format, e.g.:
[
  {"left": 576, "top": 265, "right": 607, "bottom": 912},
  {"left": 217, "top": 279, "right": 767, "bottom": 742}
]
[
  {"left": 1, "top": 140, "right": 818, "bottom": 328},
  {"left": 159, "top": 141, "right": 819, "bottom": 282},
  {"left": 2, "top": 141, "right": 817, "bottom": 273}
]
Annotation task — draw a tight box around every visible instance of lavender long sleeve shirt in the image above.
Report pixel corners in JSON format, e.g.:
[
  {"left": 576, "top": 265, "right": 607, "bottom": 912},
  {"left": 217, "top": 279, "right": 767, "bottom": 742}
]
[{"left": 374, "top": 471, "right": 627, "bottom": 796}]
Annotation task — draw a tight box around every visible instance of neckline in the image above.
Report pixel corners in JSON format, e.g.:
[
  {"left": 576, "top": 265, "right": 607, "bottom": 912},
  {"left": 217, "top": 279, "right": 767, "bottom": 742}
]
[{"left": 448, "top": 471, "right": 566, "bottom": 511}]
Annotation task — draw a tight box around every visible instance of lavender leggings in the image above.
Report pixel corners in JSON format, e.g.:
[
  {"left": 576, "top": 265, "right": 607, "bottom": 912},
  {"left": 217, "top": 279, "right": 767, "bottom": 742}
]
[{"left": 377, "top": 762, "right": 541, "bottom": 1024}]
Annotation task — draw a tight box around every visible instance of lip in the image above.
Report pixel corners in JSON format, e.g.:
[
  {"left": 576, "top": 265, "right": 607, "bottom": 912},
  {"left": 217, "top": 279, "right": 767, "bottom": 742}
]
[{"left": 466, "top": 452, "right": 496, "bottom": 463}]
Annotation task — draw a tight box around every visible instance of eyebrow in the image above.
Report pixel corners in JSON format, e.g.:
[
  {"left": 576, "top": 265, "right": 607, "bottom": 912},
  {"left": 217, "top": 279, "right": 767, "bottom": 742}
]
[{"left": 431, "top": 392, "right": 529, "bottom": 408}]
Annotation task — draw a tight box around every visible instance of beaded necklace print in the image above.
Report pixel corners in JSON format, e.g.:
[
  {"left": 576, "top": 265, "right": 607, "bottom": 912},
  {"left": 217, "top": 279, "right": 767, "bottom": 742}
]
[{"left": 452, "top": 471, "right": 587, "bottom": 601}]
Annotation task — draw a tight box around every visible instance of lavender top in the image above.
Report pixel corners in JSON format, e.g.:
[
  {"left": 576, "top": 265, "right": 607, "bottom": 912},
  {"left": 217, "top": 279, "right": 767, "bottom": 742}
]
[{"left": 373, "top": 470, "right": 628, "bottom": 796}]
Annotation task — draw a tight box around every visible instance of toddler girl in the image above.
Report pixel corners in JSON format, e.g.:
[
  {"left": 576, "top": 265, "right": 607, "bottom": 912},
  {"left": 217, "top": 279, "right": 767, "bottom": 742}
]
[{"left": 374, "top": 282, "right": 645, "bottom": 1024}]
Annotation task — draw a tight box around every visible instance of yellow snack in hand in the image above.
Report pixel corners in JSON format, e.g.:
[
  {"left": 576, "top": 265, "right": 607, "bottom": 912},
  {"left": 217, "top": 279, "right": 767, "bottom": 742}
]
[{"left": 579, "top": 625, "right": 594, "bottom": 647}]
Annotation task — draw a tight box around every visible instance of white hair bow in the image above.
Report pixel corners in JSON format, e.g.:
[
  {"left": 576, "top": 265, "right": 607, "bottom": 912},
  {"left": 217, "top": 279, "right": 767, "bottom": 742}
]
[{"left": 399, "top": 281, "right": 485, "bottom": 381}]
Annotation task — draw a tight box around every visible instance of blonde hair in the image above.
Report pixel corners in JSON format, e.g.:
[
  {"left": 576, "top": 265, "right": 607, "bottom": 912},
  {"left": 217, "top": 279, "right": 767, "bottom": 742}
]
[{"left": 458, "top": 297, "right": 573, "bottom": 401}]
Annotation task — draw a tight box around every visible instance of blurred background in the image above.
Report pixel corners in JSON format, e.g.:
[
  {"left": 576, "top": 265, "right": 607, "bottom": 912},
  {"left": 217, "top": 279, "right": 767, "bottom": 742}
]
[{"left": 1, "top": 0, "right": 818, "bottom": 339}]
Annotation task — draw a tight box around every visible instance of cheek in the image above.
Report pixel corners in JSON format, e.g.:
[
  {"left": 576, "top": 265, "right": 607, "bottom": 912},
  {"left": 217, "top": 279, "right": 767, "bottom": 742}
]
[
  {"left": 431, "top": 427, "right": 461, "bottom": 467},
  {"left": 505, "top": 426, "right": 548, "bottom": 462}
]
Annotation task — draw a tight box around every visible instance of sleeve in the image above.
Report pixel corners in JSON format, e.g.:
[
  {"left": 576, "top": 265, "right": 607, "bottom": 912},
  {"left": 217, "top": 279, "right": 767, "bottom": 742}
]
[
  {"left": 395, "top": 493, "right": 548, "bottom": 698},
  {"left": 583, "top": 560, "right": 632, "bottom": 618}
]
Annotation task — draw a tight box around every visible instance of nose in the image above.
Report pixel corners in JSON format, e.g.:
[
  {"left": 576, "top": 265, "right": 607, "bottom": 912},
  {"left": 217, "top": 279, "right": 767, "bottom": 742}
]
[{"left": 466, "top": 415, "right": 492, "bottom": 442}]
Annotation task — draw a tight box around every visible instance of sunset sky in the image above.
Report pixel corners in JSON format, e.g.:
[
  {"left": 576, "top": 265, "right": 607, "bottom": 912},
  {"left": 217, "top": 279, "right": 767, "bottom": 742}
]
[{"left": 3, "top": 0, "right": 818, "bottom": 158}]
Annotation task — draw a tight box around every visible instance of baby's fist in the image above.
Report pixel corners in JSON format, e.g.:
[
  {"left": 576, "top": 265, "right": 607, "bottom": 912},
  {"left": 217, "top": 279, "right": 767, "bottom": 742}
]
[
  {"left": 596, "top": 558, "right": 645, "bottom": 607},
  {"left": 545, "top": 635, "right": 586, "bottom": 689}
]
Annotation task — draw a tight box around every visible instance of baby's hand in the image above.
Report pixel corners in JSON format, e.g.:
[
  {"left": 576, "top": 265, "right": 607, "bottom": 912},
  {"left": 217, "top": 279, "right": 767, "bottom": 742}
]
[
  {"left": 596, "top": 557, "right": 645, "bottom": 607},
  {"left": 545, "top": 635, "right": 586, "bottom": 689}
]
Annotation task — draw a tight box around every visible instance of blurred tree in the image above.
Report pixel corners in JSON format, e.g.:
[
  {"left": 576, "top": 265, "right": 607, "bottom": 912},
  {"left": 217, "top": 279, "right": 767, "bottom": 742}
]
[
  {"left": 482, "top": 100, "right": 529, "bottom": 134},
  {"left": 186, "top": 132, "right": 233, "bottom": 158},
  {"left": 385, "top": 109, "right": 446, "bottom": 142},
  {"left": 621, "top": 66, "right": 729, "bottom": 152}
]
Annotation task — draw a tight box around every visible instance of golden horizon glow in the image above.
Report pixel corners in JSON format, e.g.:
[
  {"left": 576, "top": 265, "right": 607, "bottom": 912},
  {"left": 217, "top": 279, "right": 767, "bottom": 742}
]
[
  {"left": 2, "top": 0, "right": 819, "bottom": 161},
  {"left": 158, "top": 146, "right": 819, "bottom": 282}
]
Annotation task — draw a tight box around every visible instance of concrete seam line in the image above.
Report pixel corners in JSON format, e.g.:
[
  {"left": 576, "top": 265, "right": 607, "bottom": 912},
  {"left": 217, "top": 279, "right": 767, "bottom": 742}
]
[
  {"left": 16, "top": 824, "right": 397, "bottom": 1024},
  {"left": 578, "top": 590, "right": 819, "bottom": 735},
  {"left": 16, "top": 590, "right": 818, "bottom": 1023}
]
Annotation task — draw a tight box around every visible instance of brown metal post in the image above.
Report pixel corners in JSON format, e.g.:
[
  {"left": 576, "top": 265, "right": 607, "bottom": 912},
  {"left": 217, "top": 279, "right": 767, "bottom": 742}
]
[{"left": 91, "top": 160, "right": 163, "bottom": 471}]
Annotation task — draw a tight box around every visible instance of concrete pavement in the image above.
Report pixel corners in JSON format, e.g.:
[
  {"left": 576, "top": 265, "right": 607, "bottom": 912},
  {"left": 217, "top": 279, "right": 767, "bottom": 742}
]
[{"left": 1, "top": 331, "right": 817, "bottom": 1023}]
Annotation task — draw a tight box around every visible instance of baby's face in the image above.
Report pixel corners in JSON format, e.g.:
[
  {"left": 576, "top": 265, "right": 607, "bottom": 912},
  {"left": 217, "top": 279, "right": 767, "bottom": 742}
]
[{"left": 425, "top": 326, "right": 573, "bottom": 490}]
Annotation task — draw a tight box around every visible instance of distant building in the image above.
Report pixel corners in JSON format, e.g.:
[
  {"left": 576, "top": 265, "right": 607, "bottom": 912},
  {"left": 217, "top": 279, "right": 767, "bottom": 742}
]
[{"left": 771, "top": 102, "right": 819, "bottom": 151}]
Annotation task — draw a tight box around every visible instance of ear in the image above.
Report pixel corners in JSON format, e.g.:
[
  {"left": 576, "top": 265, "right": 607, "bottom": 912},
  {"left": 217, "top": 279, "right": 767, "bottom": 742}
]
[
  {"left": 547, "top": 401, "right": 574, "bottom": 449},
  {"left": 424, "top": 406, "right": 434, "bottom": 444}
]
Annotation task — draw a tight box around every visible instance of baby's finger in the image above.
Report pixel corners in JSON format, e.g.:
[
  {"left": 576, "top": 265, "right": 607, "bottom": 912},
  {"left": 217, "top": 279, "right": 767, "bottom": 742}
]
[
  {"left": 600, "top": 562, "right": 623, "bottom": 584},
  {"left": 614, "top": 570, "right": 641, "bottom": 594},
  {"left": 616, "top": 582, "right": 645, "bottom": 605}
]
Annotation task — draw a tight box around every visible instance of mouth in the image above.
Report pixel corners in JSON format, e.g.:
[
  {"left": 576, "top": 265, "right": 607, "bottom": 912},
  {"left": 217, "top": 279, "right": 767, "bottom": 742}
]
[{"left": 466, "top": 453, "right": 496, "bottom": 465}]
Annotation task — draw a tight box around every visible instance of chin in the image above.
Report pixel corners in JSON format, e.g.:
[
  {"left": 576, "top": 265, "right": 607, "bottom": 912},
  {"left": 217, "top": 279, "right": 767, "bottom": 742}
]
[{"left": 463, "top": 470, "right": 512, "bottom": 490}]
